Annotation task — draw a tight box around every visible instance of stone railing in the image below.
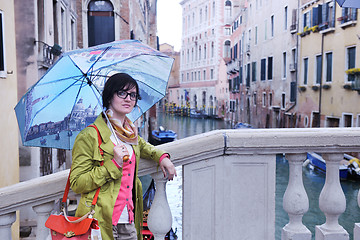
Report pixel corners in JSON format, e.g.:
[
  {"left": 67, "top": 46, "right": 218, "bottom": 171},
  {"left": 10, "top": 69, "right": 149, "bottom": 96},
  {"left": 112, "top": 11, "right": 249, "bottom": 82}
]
[{"left": 1, "top": 127, "right": 360, "bottom": 240}]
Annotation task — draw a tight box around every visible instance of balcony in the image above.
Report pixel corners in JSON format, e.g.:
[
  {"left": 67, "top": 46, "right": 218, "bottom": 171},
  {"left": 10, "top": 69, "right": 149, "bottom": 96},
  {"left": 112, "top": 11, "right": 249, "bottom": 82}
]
[
  {"left": 1, "top": 128, "right": 360, "bottom": 239},
  {"left": 226, "top": 59, "right": 240, "bottom": 74}
]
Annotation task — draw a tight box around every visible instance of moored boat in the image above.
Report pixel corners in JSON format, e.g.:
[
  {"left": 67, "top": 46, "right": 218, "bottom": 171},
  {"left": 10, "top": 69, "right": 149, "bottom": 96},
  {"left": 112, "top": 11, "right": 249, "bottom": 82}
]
[
  {"left": 151, "top": 126, "right": 177, "bottom": 145},
  {"left": 306, "top": 152, "right": 360, "bottom": 180}
]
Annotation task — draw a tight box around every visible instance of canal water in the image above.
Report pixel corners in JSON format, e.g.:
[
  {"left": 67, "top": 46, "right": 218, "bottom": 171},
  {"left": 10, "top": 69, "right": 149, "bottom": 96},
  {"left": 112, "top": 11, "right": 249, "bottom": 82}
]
[{"left": 156, "top": 110, "right": 360, "bottom": 240}]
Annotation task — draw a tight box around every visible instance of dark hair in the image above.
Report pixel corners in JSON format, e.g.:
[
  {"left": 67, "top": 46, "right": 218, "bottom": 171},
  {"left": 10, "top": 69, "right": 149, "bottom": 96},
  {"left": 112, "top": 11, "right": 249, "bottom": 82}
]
[{"left": 102, "top": 73, "right": 141, "bottom": 109}]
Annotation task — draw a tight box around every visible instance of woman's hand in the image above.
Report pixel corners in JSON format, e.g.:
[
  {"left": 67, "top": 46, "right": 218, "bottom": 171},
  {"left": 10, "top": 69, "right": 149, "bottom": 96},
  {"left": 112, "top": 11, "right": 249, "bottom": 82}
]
[
  {"left": 160, "top": 158, "right": 177, "bottom": 180},
  {"left": 113, "top": 144, "right": 129, "bottom": 167}
]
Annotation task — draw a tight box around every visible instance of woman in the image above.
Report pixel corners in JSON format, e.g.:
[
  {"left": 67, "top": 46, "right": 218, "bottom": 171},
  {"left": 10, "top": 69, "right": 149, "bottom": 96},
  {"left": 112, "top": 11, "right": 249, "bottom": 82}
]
[{"left": 70, "top": 73, "right": 177, "bottom": 240}]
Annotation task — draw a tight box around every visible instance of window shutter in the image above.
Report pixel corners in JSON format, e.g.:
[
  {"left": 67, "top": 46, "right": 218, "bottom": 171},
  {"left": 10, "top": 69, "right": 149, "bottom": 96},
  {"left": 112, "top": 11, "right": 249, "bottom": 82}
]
[
  {"left": 318, "top": 5, "right": 323, "bottom": 25},
  {"left": 312, "top": 7, "right": 318, "bottom": 26},
  {"left": 352, "top": 8, "right": 357, "bottom": 20}
]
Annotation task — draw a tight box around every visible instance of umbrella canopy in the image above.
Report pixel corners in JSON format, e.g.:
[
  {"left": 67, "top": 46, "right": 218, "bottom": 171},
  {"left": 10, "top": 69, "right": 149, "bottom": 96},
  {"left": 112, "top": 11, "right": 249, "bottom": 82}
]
[
  {"left": 15, "top": 40, "right": 174, "bottom": 150},
  {"left": 336, "top": 0, "right": 360, "bottom": 8}
]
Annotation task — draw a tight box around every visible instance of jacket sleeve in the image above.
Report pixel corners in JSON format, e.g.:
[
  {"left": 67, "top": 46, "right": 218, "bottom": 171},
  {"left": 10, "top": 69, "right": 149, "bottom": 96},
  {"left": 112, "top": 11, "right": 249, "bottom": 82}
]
[
  {"left": 70, "top": 127, "right": 122, "bottom": 194},
  {"left": 138, "top": 136, "right": 169, "bottom": 163}
]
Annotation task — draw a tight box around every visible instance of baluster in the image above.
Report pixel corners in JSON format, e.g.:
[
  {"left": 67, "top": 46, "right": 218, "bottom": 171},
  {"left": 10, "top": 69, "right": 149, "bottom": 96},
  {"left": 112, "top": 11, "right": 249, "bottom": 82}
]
[
  {"left": 315, "top": 153, "right": 349, "bottom": 240},
  {"left": 147, "top": 172, "right": 172, "bottom": 240},
  {"left": 0, "top": 212, "right": 16, "bottom": 239},
  {"left": 282, "top": 153, "right": 311, "bottom": 240},
  {"left": 354, "top": 187, "right": 360, "bottom": 240},
  {"left": 32, "top": 201, "right": 54, "bottom": 240}
]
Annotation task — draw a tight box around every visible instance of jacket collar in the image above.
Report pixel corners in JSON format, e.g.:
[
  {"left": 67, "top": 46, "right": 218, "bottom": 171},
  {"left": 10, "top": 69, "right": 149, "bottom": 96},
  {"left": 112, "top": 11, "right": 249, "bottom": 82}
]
[{"left": 93, "top": 114, "right": 114, "bottom": 155}]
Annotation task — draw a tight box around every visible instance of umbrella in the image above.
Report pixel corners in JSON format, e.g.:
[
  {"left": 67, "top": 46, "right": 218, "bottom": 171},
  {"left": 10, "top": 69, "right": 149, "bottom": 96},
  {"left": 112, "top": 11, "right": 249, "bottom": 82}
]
[
  {"left": 336, "top": 0, "right": 360, "bottom": 8},
  {"left": 15, "top": 40, "right": 174, "bottom": 150}
]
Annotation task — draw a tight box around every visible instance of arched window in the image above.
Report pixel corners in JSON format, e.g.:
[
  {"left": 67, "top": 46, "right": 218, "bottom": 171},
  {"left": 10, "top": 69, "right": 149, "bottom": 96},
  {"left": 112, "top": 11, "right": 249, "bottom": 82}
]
[
  {"left": 225, "top": 0, "right": 232, "bottom": 20},
  {"left": 199, "top": 46, "right": 202, "bottom": 60},
  {"left": 88, "top": 0, "right": 114, "bottom": 47},
  {"left": 205, "top": 6, "right": 208, "bottom": 22},
  {"left": 212, "top": 1, "right": 216, "bottom": 17},
  {"left": 204, "top": 44, "right": 207, "bottom": 59},
  {"left": 224, "top": 40, "right": 231, "bottom": 58},
  {"left": 211, "top": 42, "right": 214, "bottom": 58}
]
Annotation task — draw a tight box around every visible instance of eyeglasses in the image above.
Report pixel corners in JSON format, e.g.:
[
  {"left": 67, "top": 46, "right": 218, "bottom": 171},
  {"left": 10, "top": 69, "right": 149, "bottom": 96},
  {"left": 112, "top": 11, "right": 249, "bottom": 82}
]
[{"left": 116, "top": 90, "right": 138, "bottom": 101}]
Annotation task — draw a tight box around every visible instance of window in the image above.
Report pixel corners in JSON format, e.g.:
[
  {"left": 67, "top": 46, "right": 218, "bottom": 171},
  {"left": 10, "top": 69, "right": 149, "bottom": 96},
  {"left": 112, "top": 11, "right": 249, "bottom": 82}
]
[
  {"left": 316, "top": 55, "right": 322, "bottom": 84},
  {"left": 252, "top": 62, "right": 257, "bottom": 82},
  {"left": 264, "top": 19, "right": 267, "bottom": 40},
  {"left": 282, "top": 52, "right": 287, "bottom": 79},
  {"left": 210, "top": 69, "right": 214, "bottom": 79},
  {"left": 225, "top": 0, "right": 232, "bottom": 21},
  {"left": 303, "top": 11, "right": 310, "bottom": 29},
  {"left": 262, "top": 92, "right": 266, "bottom": 107},
  {"left": 255, "top": 26, "right": 258, "bottom": 45},
  {"left": 268, "top": 56, "right": 273, "bottom": 80},
  {"left": 271, "top": 15, "right": 274, "bottom": 37},
  {"left": 261, "top": 58, "right": 266, "bottom": 81},
  {"left": 253, "top": 93, "right": 257, "bottom": 106},
  {"left": 88, "top": 0, "right": 115, "bottom": 47},
  {"left": 224, "top": 40, "right": 231, "bottom": 58},
  {"left": 246, "top": 63, "right": 251, "bottom": 87},
  {"left": 281, "top": 93, "right": 286, "bottom": 109},
  {"left": 347, "top": 46, "right": 356, "bottom": 82},
  {"left": 204, "top": 44, "right": 207, "bottom": 59},
  {"left": 325, "top": 52, "right": 333, "bottom": 82},
  {"left": 233, "top": 43, "right": 238, "bottom": 59},
  {"left": 341, "top": 7, "right": 358, "bottom": 23},
  {"left": 0, "top": 11, "right": 5, "bottom": 77},
  {"left": 284, "top": 6, "right": 288, "bottom": 30},
  {"left": 303, "top": 58, "right": 309, "bottom": 85},
  {"left": 269, "top": 92, "right": 273, "bottom": 106},
  {"left": 40, "top": 148, "right": 53, "bottom": 176},
  {"left": 213, "top": 1, "right": 216, "bottom": 17},
  {"left": 239, "top": 66, "right": 243, "bottom": 84},
  {"left": 343, "top": 113, "right": 353, "bottom": 127},
  {"left": 211, "top": 42, "right": 214, "bottom": 58}
]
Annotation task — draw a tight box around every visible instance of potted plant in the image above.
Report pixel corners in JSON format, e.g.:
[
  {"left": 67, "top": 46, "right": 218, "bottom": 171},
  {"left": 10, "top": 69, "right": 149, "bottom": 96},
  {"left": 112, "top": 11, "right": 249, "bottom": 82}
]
[
  {"left": 312, "top": 85, "right": 319, "bottom": 91},
  {"left": 343, "top": 84, "right": 352, "bottom": 90},
  {"left": 322, "top": 84, "right": 331, "bottom": 90},
  {"left": 298, "top": 86, "right": 307, "bottom": 92}
]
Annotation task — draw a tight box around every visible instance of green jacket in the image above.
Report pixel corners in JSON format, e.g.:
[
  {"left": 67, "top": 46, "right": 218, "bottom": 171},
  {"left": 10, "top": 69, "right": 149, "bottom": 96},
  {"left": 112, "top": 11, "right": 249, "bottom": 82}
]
[{"left": 70, "top": 114, "right": 167, "bottom": 240}]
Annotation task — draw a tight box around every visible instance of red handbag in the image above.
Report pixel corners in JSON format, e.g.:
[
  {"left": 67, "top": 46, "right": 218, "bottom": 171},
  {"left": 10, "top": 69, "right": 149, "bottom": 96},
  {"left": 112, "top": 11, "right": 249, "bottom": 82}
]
[{"left": 45, "top": 125, "right": 103, "bottom": 239}]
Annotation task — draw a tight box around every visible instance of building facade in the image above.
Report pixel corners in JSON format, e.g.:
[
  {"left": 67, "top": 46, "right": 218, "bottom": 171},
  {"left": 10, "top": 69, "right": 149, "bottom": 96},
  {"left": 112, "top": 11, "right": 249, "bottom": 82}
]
[
  {"left": 298, "top": 0, "right": 360, "bottom": 128},
  {"left": 180, "top": 0, "right": 230, "bottom": 118},
  {"left": 0, "top": 0, "right": 20, "bottom": 238},
  {"left": 226, "top": 0, "right": 299, "bottom": 128},
  {"left": 160, "top": 43, "right": 181, "bottom": 111}
]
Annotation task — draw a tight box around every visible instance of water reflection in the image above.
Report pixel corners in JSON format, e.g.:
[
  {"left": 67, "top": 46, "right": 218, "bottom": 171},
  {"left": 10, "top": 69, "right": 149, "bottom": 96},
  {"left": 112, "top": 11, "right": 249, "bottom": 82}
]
[{"left": 156, "top": 110, "right": 233, "bottom": 140}]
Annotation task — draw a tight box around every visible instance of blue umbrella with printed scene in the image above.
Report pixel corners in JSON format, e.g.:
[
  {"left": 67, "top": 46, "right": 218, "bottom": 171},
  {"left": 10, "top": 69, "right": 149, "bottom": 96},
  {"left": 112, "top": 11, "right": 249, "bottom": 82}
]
[
  {"left": 15, "top": 40, "right": 174, "bottom": 150},
  {"left": 336, "top": 0, "right": 360, "bottom": 8}
]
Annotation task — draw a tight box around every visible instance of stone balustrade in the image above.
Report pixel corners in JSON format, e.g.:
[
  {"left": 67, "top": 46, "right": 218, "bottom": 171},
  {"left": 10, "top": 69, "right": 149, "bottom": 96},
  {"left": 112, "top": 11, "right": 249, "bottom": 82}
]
[{"left": 1, "top": 127, "right": 360, "bottom": 239}]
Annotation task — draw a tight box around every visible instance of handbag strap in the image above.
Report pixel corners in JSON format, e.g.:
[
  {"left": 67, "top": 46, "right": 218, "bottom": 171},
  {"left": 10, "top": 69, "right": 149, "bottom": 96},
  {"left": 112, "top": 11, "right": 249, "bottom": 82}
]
[{"left": 62, "top": 124, "right": 104, "bottom": 208}]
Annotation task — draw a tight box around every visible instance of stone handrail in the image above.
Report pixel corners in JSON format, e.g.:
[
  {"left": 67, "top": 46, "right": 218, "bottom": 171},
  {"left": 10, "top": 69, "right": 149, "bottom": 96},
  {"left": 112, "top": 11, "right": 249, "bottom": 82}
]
[{"left": 0, "top": 127, "right": 360, "bottom": 239}]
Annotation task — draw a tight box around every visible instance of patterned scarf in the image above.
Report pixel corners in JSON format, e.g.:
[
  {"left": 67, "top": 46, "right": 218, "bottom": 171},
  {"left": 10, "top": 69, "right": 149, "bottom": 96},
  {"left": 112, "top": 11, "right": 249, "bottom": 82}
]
[{"left": 105, "top": 109, "right": 138, "bottom": 145}]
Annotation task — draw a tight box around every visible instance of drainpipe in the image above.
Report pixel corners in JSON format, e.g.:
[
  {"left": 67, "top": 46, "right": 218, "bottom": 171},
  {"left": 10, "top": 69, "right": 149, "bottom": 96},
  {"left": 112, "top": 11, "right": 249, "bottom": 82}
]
[
  {"left": 285, "top": 0, "right": 300, "bottom": 127},
  {"left": 318, "top": 0, "right": 326, "bottom": 128}
]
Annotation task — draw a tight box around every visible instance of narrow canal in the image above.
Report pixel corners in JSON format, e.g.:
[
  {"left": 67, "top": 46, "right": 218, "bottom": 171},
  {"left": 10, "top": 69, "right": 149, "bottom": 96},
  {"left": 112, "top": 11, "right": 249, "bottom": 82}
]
[{"left": 156, "top": 110, "right": 360, "bottom": 240}]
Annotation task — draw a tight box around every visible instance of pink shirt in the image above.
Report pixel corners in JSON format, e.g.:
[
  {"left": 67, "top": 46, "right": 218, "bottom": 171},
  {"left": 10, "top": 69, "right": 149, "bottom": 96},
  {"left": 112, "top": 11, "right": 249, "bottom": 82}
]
[
  {"left": 111, "top": 151, "right": 169, "bottom": 225},
  {"left": 112, "top": 152, "right": 136, "bottom": 225}
]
